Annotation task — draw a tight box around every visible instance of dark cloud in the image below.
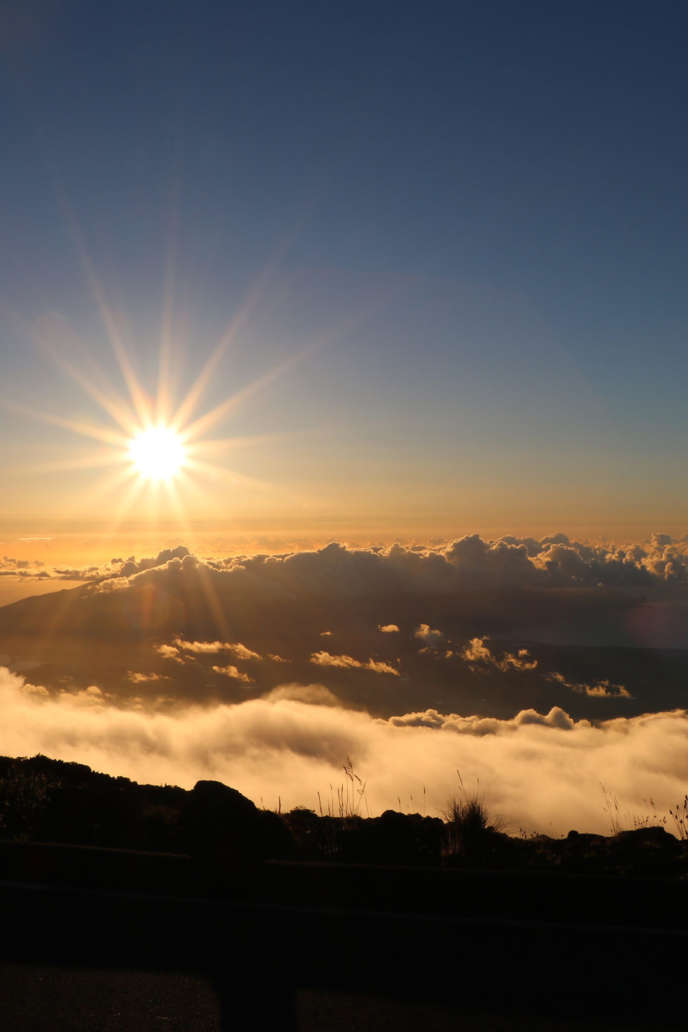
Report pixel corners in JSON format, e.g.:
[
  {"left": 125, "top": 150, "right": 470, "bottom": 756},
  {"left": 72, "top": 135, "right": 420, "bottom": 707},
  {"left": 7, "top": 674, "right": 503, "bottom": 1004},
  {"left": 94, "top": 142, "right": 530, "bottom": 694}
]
[
  {"left": 0, "top": 546, "right": 191, "bottom": 583},
  {"left": 3, "top": 535, "right": 688, "bottom": 722},
  {"left": 6, "top": 531, "right": 688, "bottom": 591}
]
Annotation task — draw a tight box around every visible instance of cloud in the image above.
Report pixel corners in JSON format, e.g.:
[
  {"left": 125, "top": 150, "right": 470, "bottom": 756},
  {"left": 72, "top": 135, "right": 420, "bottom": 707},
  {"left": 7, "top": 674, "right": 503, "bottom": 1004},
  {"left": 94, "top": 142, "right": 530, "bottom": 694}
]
[
  {"left": 264, "top": 683, "right": 339, "bottom": 706},
  {"left": 155, "top": 644, "right": 183, "bottom": 662},
  {"left": 365, "top": 659, "right": 400, "bottom": 676},
  {"left": 92, "top": 577, "right": 129, "bottom": 594},
  {"left": 461, "top": 637, "right": 538, "bottom": 672},
  {"left": 65, "top": 685, "right": 106, "bottom": 708},
  {"left": 0, "top": 557, "right": 49, "bottom": 579},
  {"left": 11, "top": 532, "right": 688, "bottom": 596},
  {"left": 173, "top": 638, "right": 262, "bottom": 661},
  {"left": 388, "top": 705, "right": 578, "bottom": 733},
  {"left": 310, "top": 651, "right": 400, "bottom": 676},
  {"left": 3, "top": 666, "right": 688, "bottom": 836},
  {"left": 414, "top": 624, "right": 444, "bottom": 645},
  {"left": 211, "top": 665, "right": 254, "bottom": 683},
  {"left": 549, "top": 672, "right": 631, "bottom": 700},
  {"left": 127, "top": 672, "right": 168, "bottom": 685},
  {"left": 0, "top": 546, "right": 193, "bottom": 585},
  {"left": 6, "top": 533, "right": 688, "bottom": 724},
  {"left": 378, "top": 624, "right": 400, "bottom": 633}
]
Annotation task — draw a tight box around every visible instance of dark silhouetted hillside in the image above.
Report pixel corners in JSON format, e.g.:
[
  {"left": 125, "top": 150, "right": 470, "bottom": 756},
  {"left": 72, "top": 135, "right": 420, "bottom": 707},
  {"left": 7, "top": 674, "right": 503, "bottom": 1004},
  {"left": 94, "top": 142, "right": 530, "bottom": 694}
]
[{"left": 2, "top": 754, "right": 688, "bottom": 885}]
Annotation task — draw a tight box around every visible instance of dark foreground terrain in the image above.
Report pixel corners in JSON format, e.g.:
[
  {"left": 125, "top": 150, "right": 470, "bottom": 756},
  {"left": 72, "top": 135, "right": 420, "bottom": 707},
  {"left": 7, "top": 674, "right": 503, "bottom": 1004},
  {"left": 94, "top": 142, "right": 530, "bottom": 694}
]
[
  {"left": 3, "top": 752, "right": 688, "bottom": 876},
  {"left": 2, "top": 754, "right": 688, "bottom": 1029}
]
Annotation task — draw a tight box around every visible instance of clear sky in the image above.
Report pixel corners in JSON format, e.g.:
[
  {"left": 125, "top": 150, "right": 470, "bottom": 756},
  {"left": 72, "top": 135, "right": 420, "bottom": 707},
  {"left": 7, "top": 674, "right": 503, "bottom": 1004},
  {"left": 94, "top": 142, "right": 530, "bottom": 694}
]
[{"left": 3, "top": 1, "right": 688, "bottom": 543}]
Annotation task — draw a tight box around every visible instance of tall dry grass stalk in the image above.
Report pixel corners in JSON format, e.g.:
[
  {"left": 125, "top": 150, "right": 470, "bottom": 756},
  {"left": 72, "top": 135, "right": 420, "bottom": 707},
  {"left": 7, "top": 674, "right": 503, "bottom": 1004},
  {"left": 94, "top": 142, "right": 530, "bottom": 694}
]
[{"left": 317, "top": 757, "right": 369, "bottom": 818}]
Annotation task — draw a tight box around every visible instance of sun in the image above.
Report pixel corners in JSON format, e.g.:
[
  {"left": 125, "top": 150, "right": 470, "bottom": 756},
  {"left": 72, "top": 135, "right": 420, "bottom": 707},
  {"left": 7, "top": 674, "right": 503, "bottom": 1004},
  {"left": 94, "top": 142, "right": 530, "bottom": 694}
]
[
  {"left": 16, "top": 266, "right": 303, "bottom": 532},
  {"left": 129, "top": 426, "right": 186, "bottom": 481}
]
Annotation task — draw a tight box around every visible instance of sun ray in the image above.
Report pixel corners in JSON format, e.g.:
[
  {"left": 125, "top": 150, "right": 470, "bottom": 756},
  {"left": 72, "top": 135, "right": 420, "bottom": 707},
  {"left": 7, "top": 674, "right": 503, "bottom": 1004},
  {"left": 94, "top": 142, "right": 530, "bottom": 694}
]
[
  {"left": 158, "top": 174, "right": 181, "bottom": 428},
  {"left": 48, "top": 355, "right": 139, "bottom": 436},
  {"left": 82, "top": 466, "right": 150, "bottom": 548},
  {"left": 21, "top": 448, "right": 128, "bottom": 474},
  {"left": 101, "top": 474, "right": 148, "bottom": 543},
  {"left": 183, "top": 431, "right": 286, "bottom": 457},
  {"left": 3, "top": 400, "right": 132, "bottom": 449},
  {"left": 54, "top": 465, "right": 137, "bottom": 529},
  {"left": 163, "top": 472, "right": 201, "bottom": 522},
  {"left": 168, "top": 337, "right": 231, "bottom": 435},
  {"left": 110, "top": 337, "right": 154, "bottom": 429},
  {"left": 169, "top": 237, "right": 293, "bottom": 434},
  {"left": 31, "top": 318, "right": 140, "bottom": 435},
  {"left": 10, "top": 220, "right": 314, "bottom": 535},
  {"left": 184, "top": 457, "right": 271, "bottom": 492},
  {"left": 195, "top": 558, "right": 231, "bottom": 640},
  {"left": 161, "top": 475, "right": 202, "bottom": 554},
  {"left": 156, "top": 336, "right": 173, "bottom": 427},
  {"left": 179, "top": 348, "right": 308, "bottom": 443},
  {"left": 57, "top": 195, "right": 153, "bottom": 427}
]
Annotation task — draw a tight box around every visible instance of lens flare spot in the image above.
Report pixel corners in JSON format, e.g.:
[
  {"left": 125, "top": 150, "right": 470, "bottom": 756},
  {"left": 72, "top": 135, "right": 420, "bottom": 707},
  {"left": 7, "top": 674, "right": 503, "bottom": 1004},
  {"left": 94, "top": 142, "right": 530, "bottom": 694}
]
[{"left": 129, "top": 426, "right": 186, "bottom": 481}]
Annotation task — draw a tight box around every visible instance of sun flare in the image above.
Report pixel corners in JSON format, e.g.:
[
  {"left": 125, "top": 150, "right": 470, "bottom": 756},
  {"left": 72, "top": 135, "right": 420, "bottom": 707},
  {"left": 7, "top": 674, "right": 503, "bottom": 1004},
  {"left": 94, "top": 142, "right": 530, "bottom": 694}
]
[
  {"left": 129, "top": 426, "right": 186, "bottom": 481},
  {"left": 16, "top": 278, "right": 296, "bottom": 537}
]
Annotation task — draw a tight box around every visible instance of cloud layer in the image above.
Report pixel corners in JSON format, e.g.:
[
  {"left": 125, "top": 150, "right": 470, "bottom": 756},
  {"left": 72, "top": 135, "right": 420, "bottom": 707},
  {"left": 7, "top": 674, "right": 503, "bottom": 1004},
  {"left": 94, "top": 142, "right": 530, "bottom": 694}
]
[
  {"left": 3, "top": 534, "right": 688, "bottom": 836},
  {"left": 2, "top": 666, "right": 688, "bottom": 836},
  {"left": 4, "top": 534, "right": 688, "bottom": 722},
  {"left": 6, "top": 530, "right": 688, "bottom": 588}
]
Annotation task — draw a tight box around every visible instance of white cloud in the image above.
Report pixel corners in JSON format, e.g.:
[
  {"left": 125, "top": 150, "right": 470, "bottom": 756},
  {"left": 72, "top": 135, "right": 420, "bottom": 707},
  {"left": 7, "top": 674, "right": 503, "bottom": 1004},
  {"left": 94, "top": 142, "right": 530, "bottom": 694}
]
[
  {"left": 2, "top": 666, "right": 688, "bottom": 836},
  {"left": 378, "top": 624, "right": 400, "bottom": 633}
]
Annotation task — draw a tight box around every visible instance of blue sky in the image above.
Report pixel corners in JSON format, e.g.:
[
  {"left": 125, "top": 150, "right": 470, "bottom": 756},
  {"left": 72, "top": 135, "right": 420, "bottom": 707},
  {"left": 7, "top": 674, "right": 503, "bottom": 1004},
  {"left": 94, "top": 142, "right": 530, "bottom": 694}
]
[{"left": 2, "top": 1, "right": 688, "bottom": 534}]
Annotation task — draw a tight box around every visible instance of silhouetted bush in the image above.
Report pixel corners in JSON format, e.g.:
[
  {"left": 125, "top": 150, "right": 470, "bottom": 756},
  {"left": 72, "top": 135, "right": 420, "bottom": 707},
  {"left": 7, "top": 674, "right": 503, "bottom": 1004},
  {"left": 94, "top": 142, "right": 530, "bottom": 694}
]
[{"left": 445, "top": 796, "right": 489, "bottom": 859}]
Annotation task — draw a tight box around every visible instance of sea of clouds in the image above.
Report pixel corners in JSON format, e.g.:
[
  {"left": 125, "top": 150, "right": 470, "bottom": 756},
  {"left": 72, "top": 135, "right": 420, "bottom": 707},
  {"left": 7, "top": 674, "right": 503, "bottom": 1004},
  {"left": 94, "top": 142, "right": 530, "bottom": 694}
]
[
  {"left": 4, "top": 531, "right": 688, "bottom": 834},
  {"left": 3, "top": 664, "right": 688, "bottom": 836}
]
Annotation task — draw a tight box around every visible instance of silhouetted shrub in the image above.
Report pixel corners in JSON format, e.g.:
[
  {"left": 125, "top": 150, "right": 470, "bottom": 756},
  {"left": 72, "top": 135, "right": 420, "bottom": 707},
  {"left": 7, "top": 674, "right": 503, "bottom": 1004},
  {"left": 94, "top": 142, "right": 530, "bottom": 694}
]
[{"left": 445, "top": 797, "right": 489, "bottom": 858}]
